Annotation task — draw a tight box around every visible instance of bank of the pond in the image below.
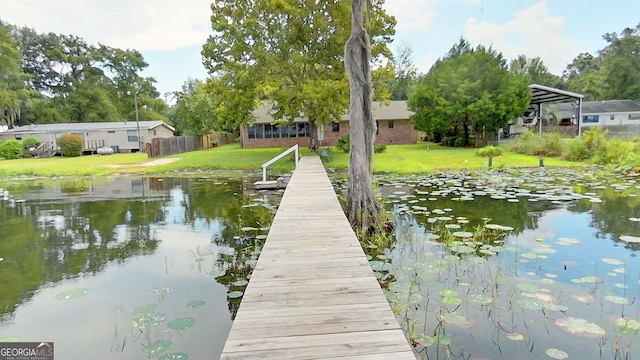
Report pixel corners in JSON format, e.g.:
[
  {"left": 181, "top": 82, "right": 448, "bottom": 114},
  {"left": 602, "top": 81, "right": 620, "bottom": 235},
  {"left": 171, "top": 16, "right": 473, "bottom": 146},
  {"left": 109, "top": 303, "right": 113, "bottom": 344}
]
[{"left": 0, "top": 143, "right": 582, "bottom": 179}]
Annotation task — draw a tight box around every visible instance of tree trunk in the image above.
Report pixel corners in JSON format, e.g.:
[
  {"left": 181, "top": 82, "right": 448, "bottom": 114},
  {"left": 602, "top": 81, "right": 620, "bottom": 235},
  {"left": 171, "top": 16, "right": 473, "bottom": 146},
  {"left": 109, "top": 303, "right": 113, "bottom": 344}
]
[
  {"left": 344, "top": 0, "right": 382, "bottom": 232},
  {"left": 308, "top": 119, "right": 319, "bottom": 151}
]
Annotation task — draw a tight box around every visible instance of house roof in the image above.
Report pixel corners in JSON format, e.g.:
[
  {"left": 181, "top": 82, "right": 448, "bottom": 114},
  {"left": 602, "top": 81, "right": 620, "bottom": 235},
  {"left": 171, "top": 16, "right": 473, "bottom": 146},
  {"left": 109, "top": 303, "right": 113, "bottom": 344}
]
[
  {"left": 1, "top": 120, "right": 174, "bottom": 134},
  {"left": 552, "top": 100, "right": 640, "bottom": 118},
  {"left": 252, "top": 100, "right": 412, "bottom": 123}
]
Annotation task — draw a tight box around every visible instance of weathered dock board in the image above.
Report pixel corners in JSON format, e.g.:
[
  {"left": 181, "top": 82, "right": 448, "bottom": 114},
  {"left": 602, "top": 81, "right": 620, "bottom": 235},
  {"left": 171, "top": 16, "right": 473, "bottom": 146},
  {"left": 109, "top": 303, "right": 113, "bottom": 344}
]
[{"left": 221, "top": 156, "right": 415, "bottom": 359}]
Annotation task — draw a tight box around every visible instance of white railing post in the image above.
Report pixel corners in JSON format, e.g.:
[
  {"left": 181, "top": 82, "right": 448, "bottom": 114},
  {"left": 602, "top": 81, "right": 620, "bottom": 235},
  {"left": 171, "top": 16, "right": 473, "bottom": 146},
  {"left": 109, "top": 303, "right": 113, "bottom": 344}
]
[{"left": 260, "top": 144, "right": 299, "bottom": 182}]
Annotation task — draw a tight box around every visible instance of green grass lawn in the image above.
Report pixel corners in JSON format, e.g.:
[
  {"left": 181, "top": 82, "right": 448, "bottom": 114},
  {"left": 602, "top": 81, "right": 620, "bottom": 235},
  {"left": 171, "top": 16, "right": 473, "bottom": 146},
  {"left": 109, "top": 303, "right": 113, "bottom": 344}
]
[{"left": 0, "top": 142, "right": 581, "bottom": 178}]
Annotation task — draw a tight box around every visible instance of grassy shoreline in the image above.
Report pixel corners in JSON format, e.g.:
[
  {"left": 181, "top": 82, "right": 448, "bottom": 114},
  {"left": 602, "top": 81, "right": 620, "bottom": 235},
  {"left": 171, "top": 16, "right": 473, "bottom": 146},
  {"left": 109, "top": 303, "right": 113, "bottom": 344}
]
[{"left": 0, "top": 142, "right": 582, "bottom": 180}]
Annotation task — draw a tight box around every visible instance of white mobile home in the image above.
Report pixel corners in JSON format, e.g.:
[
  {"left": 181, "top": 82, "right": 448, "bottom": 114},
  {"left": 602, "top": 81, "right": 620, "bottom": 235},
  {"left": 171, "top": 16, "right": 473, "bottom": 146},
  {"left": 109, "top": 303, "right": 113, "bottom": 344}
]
[{"left": 0, "top": 121, "right": 175, "bottom": 153}]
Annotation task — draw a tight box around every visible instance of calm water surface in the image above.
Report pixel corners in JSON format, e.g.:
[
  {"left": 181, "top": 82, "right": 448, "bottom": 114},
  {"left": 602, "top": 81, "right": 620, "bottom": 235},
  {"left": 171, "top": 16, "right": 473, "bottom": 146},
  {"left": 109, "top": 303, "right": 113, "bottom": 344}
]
[
  {"left": 357, "top": 168, "right": 640, "bottom": 360},
  {"left": 0, "top": 177, "right": 282, "bottom": 359}
]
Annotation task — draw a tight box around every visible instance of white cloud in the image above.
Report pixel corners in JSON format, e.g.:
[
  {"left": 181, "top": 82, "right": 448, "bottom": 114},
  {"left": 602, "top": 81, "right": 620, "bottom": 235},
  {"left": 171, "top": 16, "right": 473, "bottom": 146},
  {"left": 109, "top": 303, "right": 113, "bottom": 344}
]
[
  {"left": 383, "top": 0, "right": 441, "bottom": 32},
  {"left": 463, "top": 1, "right": 578, "bottom": 74},
  {"left": 0, "top": 0, "right": 211, "bottom": 51}
]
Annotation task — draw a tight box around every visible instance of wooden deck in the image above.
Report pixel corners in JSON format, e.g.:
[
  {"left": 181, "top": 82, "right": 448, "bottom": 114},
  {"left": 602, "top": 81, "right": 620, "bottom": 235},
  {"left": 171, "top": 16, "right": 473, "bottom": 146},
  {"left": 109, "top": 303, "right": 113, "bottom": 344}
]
[{"left": 220, "top": 156, "right": 415, "bottom": 359}]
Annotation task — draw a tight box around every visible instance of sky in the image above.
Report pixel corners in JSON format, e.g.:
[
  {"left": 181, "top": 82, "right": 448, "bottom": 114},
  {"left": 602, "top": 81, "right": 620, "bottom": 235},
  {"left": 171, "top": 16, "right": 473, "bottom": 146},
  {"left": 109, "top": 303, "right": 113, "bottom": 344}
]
[{"left": 1, "top": 0, "right": 638, "bottom": 101}]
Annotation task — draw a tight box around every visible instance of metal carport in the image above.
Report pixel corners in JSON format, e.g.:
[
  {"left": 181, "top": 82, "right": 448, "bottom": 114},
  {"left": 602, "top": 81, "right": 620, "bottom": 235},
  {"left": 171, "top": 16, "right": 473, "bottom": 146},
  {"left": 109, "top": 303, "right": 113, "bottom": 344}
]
[{"left": 528, "top": 84, "right": 585, "bottom": 136}]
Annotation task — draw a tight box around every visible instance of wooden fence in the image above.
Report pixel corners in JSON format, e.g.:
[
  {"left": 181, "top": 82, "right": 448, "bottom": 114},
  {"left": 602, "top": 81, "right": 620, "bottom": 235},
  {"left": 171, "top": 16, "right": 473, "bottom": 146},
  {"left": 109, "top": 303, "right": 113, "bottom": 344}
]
[{"left": 147, "top": 133, "right": 237, "bottom": 157}]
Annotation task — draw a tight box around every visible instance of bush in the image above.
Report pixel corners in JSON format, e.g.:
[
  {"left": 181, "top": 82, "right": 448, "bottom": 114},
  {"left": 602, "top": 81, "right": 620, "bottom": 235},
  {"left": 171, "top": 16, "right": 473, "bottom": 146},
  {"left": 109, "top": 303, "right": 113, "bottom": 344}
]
[
  {"left": 22, "top": 137, "right": 40, "bottom": 150},
  {"left": 442, "top": 136, "right": 457, "bottom": 146},
  {"left": 374, "top": 143, "right": 387, "bottom": 153},
  {"left": 318, "top": 147, "right": 334, "bottom": 163},
  {"left": 508, "top": 131, "right": 564, "bottom": 157},
  {"left": 0, "top": 140, "right": 24, "bottom": 160},
  {"left": 476, "top": 145, "right": 502, "bottom": 157},
  {"left": 337, "top": 134, "right": 350, "bottom": 153},
  {"left": 57, "top": 133, "right": 84, "bottom": 157},
  {"left": 454, "top": 137, "right": 467, "bottom": 147}
]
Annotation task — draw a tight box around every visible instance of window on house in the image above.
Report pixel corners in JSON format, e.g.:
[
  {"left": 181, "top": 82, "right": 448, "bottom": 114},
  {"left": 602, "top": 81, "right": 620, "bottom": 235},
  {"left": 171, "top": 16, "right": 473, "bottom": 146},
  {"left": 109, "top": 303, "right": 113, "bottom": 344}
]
[
  {"left": 264, "top": 124, "right": 279, "bottom": 138},
  {"left": 376, "top": 121, "right": 379, "bottom": 135},
  {"left": 388, "top": 120, "right": 395, "bottom": 129},
  {"left": 248, "top": 125, "right": 257, "bottom": 139},
  {"left": 629, "top": 114, "right": 640, "bottom": 121},
  {"left": 332, "top": 122, "right": 340, "bottom": 132},
  {"left": 127, "top": 130, "right": 138, "bottom": 142},
  {"left": 610, "top": 115, "right": 615, "bottom": 121},
  {"left": 582, "top": 115, "right": 599, "bottom": 123},
  {"left": 153, "top": 130, "right": 157, "bottom": 136},
  {"left": 297, "top": 123, "right": 309, "bottom": 137}
]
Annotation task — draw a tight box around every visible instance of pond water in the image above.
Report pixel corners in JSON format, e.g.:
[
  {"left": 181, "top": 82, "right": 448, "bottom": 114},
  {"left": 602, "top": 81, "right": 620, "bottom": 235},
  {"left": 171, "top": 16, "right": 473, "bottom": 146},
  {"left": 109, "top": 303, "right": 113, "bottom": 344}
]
[
  {"left": 0, "top": 177, "right": 282, "bottom": 360},
  {"left": 343, "top": 167, "right": 640, "bottom": 360}
]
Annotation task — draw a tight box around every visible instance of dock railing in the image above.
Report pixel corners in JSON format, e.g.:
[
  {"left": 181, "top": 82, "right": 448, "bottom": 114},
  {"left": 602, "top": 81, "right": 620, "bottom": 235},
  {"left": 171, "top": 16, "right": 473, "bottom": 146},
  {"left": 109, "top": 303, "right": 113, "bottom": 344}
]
[{"left": 260, "top": 144, "right": 299, "bottom": 182}]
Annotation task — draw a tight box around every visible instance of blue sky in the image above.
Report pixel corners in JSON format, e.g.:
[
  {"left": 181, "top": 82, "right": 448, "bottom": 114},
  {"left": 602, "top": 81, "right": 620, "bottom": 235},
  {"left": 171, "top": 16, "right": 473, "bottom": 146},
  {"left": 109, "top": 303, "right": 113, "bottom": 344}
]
[{"left": 1, "top": 0, "right": 638, "bottom": 100}]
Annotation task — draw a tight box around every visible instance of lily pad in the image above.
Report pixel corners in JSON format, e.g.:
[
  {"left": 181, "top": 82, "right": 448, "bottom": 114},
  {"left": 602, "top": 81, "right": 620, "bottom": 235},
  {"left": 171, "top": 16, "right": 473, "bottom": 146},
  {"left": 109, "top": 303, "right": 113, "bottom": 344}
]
[
  {"left": 168, "top": 317, "right": 196, "bottom": 331},
  {"left": 440, "top": 312, "right": 472, "bottom": 327},
  {"left": 412, "top": 333, "right": 435, "bottom": 347},
  {"left": 615, "top": 317, "right": 640, "bottom": 334},
  {"left": 516, "top": 283, "right": 540, "bottom": 293},
  {"left": 187, "top": 301, "right": 206, "bottom": 309},
  {"left": 515, "top": 298, "right": 543, "bottom": 310},
  {"left": 506, "top": 333, "right": 524, "bottom": 341},
  {"left": 133, "top": 312, "right": 167, "bottom": 329},
  {"left": 545, "top": 348, "right": 569, "bottom": 359},
  {"left": 232, "top": 279, "right": 249, "bottom": 287},
  {"left": 571, "top": 276, "right": 603, "bottom": 284},
  {"left": 144, "top": 340, "right": 172, "bottom": 357},
  {"left": 619, "top": 235, "right": 640, "bottom": 243},
  {"left": 55, "top": 288, "right": 89, "bottom": 301},
  {"left": 134, "top": 303, "right": 158, "bottom": 314},
  {"left": 0, "top": 337, "right": 20, "bottom": 342},
  {"left": 555, "top": 317, "right": 606, "bottom": 338},
  {"left": 228, "top": 291, "right": 244, "bottom": 299},
  {"left": 159, "top": 353, "right": 188, "bottom": 360},
  {"left": 452, "top": 231, "right": 474, "bottom": 238},
  {"left": 601, "top": 258, "right": 624, "bottom": 265},
  {"left": 604, "top": 295, "right": 629, "bottom": 305}
]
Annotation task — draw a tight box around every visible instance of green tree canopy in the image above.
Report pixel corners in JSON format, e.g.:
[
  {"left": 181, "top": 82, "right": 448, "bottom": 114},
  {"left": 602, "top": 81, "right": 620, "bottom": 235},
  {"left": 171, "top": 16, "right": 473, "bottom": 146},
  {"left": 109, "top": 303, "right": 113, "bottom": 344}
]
[
  {"left": 6, "top": 23, "right": 169, "bottom": 125},
  {"left": 201, "top": 0, "right": 396, "bottom": 150},
  {"left": 409, "top": 39, "right": 530, "bottom": 145},
  {"left": 0, "top": 22, "right": 29, "bottom": 128},
  {"left": 563, "top": 23, "right": 640, "bottom": 101}
]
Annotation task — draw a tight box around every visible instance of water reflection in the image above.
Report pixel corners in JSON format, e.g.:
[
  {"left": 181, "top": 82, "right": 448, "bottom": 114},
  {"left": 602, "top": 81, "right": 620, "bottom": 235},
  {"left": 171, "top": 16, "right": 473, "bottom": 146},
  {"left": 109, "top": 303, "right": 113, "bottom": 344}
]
[{"left": 0, "top": 177, "right": 282, "bottom": 359}]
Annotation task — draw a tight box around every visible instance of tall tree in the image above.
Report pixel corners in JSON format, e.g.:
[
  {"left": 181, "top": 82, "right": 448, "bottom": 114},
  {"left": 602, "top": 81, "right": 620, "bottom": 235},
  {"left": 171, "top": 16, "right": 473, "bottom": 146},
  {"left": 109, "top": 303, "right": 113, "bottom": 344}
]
[
  {"left": 388, "top": 43, "right": 418, "bottom": 100},
  {"left": 9, "top": 24, "right": 167, "bottom": 123},
  {"left": 345, "top": 0, "right": 382, "bottom": 231},
  {"left": 410, "top": 40, "right": 530, "bottom": 145},
  {"left": 509, "top": 55, "right": 564, "bottom": 88},
  {"left": 0, "top": 22, "right": 29, "bottom": 128},
  {"left": 201, "top": 0, "right": 396, "bottom": 150}
]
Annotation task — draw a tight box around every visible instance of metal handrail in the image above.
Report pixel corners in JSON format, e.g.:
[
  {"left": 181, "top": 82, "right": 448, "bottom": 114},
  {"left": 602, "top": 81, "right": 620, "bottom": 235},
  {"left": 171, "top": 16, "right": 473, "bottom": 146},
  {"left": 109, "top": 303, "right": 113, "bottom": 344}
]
[{"left": 261, "top": 144, "right": 299, "bottom": 182}]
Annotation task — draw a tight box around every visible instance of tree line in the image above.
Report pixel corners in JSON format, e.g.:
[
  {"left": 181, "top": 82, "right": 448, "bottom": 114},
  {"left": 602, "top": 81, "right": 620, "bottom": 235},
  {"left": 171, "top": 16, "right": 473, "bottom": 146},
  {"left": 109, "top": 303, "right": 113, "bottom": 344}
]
[{"left": 0, "top": 20, "right": 170, "bottom": 129}]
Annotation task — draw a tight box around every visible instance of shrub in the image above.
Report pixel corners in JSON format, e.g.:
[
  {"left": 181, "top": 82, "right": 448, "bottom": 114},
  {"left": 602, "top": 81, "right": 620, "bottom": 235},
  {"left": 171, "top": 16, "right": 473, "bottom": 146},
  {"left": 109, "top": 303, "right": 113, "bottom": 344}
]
[
  {"left": 374, "top": 144, "right": 387, "bottom": 153},
  {"left": 337, "top": 134, "right": 350, "bottom": 153},
  {"left": 454, "top": 137, "right": 467, "bottom": 147},
  {"left": 57, "top": 133, "right": 84, "bottom": 157},
  {"left": 476, "top": 145, "right": 502, "bottom": 157},
  {"left": 442, "top": 136, "right": 457, "bottom": 146},
  {"left": 0, "top": 140, "right": 24, "bottom": 160},
  {"left": 318, "top": 147, "right": 334, "bottom": 163},
  {"left": 22, "top": 136, "right": 40, "bottom": 150},
  {"left": 562, "top": 138, "right": 590, "bottom": 161}
]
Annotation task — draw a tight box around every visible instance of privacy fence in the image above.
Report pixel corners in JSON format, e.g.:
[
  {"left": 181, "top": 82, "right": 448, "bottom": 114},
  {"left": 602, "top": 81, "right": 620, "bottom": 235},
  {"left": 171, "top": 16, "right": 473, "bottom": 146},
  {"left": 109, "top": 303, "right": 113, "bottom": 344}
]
[{"left": 147, "top": 133, "right": 237, "bottom": 157}]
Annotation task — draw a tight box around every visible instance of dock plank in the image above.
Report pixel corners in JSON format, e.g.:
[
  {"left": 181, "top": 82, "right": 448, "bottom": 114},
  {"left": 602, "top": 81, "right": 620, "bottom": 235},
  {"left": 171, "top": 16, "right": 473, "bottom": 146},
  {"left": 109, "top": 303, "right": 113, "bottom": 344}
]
[{"left": 220, "top": 156, "right": 415, "bottom": 359}]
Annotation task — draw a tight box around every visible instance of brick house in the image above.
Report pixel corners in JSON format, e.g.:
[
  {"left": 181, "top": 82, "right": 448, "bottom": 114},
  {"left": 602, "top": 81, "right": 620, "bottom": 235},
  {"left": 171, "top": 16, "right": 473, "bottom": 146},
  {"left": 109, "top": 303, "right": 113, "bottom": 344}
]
[{"left": 240, "top": 100, "right": 418, "bottom": 148}]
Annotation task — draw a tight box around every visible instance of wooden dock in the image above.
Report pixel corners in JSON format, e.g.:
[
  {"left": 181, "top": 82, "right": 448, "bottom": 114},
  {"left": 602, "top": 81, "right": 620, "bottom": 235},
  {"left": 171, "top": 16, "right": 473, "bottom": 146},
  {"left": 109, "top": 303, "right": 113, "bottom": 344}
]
[{"left": 221, "top": 156, "right": 415, "bottom": 359}]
